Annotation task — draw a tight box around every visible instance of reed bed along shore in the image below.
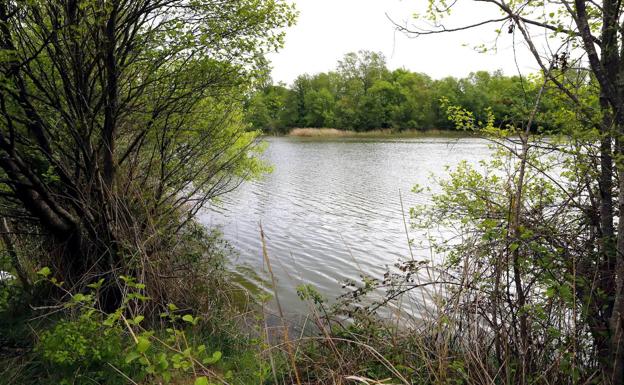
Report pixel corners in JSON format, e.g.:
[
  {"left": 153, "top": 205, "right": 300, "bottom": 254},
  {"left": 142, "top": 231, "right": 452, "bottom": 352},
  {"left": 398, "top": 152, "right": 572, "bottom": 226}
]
[{"left": 286, "top": 128, "right": 472, "bottom": 138}]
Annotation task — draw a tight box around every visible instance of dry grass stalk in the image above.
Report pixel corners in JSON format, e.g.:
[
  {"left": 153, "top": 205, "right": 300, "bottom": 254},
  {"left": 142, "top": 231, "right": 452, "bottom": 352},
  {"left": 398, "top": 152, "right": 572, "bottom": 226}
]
[
  {"left": 287, "top": 128, "right": 467, "bottom": 138},
  {"left": 260, "top": 223, "right": 302, "bottom": 385}
]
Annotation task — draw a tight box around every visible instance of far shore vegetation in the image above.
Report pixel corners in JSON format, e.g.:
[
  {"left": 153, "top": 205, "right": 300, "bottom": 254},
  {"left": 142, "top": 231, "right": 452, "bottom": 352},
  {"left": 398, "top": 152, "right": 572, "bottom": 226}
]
[
  {"left": 285, "top": 127, "right": 474, "bottom": 138},
  {"left": 246, "top": 51, "right": 564, "bottom": 135}
]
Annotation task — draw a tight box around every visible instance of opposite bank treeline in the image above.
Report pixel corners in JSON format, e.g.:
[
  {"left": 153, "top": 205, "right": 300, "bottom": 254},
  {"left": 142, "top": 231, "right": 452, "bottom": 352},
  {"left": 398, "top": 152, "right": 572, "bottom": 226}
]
[{"left": 246, "top": 50, "right": 570, "bottom": 133}]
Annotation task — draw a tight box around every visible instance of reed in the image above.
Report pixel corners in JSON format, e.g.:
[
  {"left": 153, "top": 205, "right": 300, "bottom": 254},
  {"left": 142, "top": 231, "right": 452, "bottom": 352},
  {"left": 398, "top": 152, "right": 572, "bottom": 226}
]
[
  {"left": 287, "top": 128, "right": 470, "bottom": 138},
  {"left": 288, "top": 128, "right": 355, "bottom": 137}
]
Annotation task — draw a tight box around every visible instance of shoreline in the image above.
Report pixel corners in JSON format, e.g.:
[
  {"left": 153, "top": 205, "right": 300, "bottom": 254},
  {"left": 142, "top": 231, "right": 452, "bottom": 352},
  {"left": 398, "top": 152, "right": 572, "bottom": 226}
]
[{"left": 282, "top": 127, "right": 476, "bottom": 138}]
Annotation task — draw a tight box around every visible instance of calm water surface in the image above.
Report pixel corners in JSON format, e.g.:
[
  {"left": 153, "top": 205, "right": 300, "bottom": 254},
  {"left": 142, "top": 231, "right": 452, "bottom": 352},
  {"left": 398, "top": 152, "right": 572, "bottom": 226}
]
[{"left": 200, "top": 136, "right": 492, "bottom": 314}]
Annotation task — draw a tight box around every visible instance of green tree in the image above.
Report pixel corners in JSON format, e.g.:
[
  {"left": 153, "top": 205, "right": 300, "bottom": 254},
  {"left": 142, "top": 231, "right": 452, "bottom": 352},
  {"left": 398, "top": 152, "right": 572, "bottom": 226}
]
[
  {"left": 337, "top": 50, "right": 388, "bottom": 93},
  {"left": 303, "top": 88, "right": 336, "bottom": 127},
  {"left": 245, "top": 52, "right": 563, "bottom": 133},
  {"left": 0, "top": 0, "right": 295, "bottom": 307},
  {"left": 359, "top": 80, "right": 402, "bottom": 129},
  {"left": 246, "top": 84, "right": 291, "bottom": 133},
  {"left": 287, "top": 74, "right": 313, "bottom": 127},
  {"left": 334, "top": 51, "right": 389, "bottom": 130},
  {"left": 431, "top": 76, "right": 462, "bottom": 129},
  {"left": 391, "top": 69, "right": 436, "bottom": 129},
  {"left": 413, "top": 1, "right": 624, "bottom": 382}
]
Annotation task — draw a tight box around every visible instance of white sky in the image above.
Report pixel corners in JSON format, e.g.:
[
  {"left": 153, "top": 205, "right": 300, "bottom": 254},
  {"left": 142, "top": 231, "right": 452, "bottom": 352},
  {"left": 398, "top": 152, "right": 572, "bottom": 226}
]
[{"left": 268, "top": 0, "right": 543, "bottom": 85}]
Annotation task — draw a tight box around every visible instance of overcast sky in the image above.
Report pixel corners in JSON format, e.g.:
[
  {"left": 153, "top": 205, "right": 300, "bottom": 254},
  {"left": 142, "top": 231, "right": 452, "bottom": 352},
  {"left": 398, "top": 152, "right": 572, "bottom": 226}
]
[{"left": 267, "top": 0, "right": 541, "bottom": 85}]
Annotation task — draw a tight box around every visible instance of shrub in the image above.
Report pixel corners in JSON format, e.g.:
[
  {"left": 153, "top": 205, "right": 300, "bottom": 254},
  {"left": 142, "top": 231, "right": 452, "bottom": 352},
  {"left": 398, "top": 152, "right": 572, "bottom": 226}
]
[
  {"left": 31, "top": 273, "right": 229, "bottom": 385},
  {"left": 37, "top": 312, "right": 129, "bottom": 385}
]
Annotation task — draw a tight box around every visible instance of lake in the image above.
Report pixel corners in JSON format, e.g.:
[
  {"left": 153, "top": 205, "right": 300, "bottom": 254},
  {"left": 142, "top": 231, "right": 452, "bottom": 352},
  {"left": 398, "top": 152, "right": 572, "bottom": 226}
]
[{"left": 200, "top": 136, "right": 492, "bottom": 316}]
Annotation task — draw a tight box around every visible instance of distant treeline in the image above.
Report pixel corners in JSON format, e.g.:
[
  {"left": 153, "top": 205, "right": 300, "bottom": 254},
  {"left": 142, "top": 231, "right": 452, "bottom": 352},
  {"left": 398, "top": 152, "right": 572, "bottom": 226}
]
[{"left": 245, "top": 50, "right": 566, "bottom": 133}]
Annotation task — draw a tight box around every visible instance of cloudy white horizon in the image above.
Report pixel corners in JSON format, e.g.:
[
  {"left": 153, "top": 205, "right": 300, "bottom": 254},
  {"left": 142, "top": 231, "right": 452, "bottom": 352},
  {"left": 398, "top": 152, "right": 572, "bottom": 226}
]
[{"left": 267, "top": 0, "right": 543, "bottom": 86}]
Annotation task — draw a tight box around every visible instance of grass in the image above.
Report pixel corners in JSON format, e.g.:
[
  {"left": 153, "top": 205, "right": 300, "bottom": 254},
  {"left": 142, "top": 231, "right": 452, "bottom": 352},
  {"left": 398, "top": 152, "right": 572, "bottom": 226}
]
[{"left": 287, "top": 128, "right": 473, "bottom": 138}]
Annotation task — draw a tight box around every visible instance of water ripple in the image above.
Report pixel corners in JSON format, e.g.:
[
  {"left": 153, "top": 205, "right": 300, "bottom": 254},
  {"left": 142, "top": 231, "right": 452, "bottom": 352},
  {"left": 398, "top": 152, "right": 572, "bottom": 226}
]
[{"left": 200, "top": 136, "right": 491, "bottom": 314}]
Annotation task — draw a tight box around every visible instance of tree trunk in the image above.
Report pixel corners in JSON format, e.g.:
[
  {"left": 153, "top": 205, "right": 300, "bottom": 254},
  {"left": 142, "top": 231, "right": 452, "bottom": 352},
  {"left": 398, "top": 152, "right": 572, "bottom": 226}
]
[
  {"left": 610, "top": 136, "right": 624, "bottom": 385},
  {"left": 1, "top": 218, "right": 30, "bottom": 292}
]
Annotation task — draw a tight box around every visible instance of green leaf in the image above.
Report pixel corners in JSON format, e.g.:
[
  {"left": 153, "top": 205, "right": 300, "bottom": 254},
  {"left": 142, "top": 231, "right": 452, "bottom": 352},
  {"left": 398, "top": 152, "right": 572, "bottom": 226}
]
[
  {"left": 559, "top": 284, "right": 573, "bottom": 301},
  {"left": 182, "top": 314, "right": 194, "bottom": 323},
  {"left": 103, "top": 311, "right": 121, "bottom": 327},
  {"left": 37, "top": 267, "right": 51, "bottom": 277},
  {"left": 194, "top": 377, "right": 209, "bottom": 385},
  {"left": 72, "top": 293, "right": 91, "bottom": 303},
  {"left": 134, "top": 294, "right": 151, "bottom": 301},
  {"left": 87, "top": 278, "right": 105, "bottom": 289},
  {"left": 545, "top": 287, "right": 556, "bottom": 299},
  {"left": 125, "top": 351, "right": 141, "bottom": 364},
  {"left": 156, "top": 353, "right": 169, "bottom": 370},
  {"left": 203, "top": 351, "right": 222, "bottom": 364},
  {"left": 136, "top": 336, "right": 151, "bottom": 353}
]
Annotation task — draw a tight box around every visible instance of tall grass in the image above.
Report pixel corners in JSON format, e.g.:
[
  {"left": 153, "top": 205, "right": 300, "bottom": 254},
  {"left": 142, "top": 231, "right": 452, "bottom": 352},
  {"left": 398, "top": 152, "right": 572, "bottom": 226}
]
[
  {"left": 256, "top": 251, "right": 589, "bottom": 385},
  {"left": 287, "top": 128, "right": 469, "bottom": 138}
]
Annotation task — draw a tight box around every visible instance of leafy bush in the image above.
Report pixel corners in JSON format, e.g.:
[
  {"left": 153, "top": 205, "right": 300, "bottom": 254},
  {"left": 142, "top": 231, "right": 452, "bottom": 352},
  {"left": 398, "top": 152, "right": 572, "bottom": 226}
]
[
  {"left": 30, "top": 272, "right": 227, "bottom": 385},
  {"left": 37, "top": 312, "right": 129, "bottom": 385}
]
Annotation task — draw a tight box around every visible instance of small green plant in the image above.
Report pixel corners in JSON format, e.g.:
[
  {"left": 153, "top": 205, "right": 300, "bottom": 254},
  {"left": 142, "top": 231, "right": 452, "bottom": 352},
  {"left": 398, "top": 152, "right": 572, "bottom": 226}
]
[
  {"left": 37, "top": 312, "right": 128, "bottom": 385},
  {"left": 35, "top": 270, "right": 226, "bottom": 384},
  {"left": 296, "top": 284, "right": 325, "bottom": 306}
]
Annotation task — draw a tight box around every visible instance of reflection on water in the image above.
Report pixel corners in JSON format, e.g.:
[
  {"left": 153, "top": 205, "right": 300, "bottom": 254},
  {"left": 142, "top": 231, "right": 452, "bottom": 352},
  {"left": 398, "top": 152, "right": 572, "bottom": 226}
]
[{"left": 200, "top": 136, "right": 492, "bottom": 315}]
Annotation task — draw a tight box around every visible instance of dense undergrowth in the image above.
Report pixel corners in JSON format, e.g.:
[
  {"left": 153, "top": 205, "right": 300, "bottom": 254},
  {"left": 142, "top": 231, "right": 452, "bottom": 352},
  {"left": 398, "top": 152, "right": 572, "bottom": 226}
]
[{"left": 0, "top": 227, "right": 281, "bottom": 385}]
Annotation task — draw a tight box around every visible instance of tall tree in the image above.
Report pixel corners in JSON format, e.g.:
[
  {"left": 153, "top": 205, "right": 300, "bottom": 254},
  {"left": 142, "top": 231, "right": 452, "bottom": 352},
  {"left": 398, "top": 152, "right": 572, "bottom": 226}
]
[{"left": 0, "top": 0, "right": 295, "bottom": 305}]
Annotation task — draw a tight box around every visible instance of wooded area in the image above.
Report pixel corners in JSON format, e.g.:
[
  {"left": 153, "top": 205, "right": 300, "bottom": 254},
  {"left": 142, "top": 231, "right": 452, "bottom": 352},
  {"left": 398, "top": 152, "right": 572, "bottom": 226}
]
[{"left": 246, "top": 51, "right": 569, "bottom": 133}]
